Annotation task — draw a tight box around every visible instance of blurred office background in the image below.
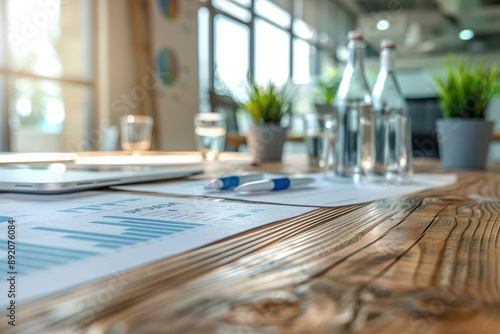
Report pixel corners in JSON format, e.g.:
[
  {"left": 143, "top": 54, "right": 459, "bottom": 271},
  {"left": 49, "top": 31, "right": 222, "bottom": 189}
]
[{"left": 0, "top": 0, "right": 499, "bottom": 159}]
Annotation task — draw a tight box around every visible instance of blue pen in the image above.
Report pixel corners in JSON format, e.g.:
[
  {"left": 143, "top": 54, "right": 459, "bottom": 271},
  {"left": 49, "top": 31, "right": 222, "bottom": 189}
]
[
  {"left": 235, "top": 177, "right": 315, "bottom": 192},
  {"left": 205, "top": 173, "right": 264, "bottom": 190}
]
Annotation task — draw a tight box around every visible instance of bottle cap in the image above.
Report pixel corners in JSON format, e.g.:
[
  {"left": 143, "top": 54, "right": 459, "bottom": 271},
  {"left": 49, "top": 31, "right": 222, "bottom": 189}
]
[
  {"left": 380, "top": 39, "right": 396, "bottom": 50},
  {"left": 348, "top": 31, "right": 364, "bottom": 41}
]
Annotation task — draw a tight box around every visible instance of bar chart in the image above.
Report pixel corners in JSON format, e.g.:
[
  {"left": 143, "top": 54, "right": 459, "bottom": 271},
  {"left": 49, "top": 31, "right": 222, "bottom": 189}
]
[
  {"left": 33, "top": 216, "right": 204, "bottom": 250},
  {"left": 15, "top": 216, "right": 205, "bottom": 274}
]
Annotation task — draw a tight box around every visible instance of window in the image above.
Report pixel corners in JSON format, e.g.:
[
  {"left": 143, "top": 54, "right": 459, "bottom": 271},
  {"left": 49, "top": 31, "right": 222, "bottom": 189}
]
[
  {"left": 198, "top": 7, "right": 210, "bottom": 112},
  {"left": 199, "top": 0, "right": 340, "bottom": 117},
  {"left": 294, "top": 38, "right": 319, "bottom": 85},
  {"left": 228, "top": 0, "right": 251, "bottom": 8},
  {"left": 255, "top": 0, "right": 291, "bottom": 28},
  {"left": 0, "top": 0, "right": 95, "bottom": 152},
  {"left": 214, "top": 14, "right": 249, "bottom": 96},
  {"left": 254, "top": 18, "right": 290, "bottom": 85},
  {"left": 213, "top": 0, "right": 251, "bottom": 22}
]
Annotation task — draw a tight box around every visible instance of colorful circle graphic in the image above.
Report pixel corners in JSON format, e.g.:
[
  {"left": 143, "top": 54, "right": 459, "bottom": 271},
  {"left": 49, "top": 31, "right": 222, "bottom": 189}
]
[
  {"left": 158, "top": 0, "right": 180, "bottom": 21},
  {"left": 156, "top": 48, "right": 179, "bottom": 86}
]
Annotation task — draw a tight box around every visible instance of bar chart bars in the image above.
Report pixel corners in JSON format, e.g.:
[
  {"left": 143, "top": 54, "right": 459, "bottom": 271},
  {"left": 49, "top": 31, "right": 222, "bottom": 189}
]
[
  {"left": 0, "top": 240, "right": 98, "bottom": 275},
  {"left": 3, "top": 216, "right": 205, "bottom": 275},
  {"left": 33, "top": 216, "right": 205, "bottom": 250}
]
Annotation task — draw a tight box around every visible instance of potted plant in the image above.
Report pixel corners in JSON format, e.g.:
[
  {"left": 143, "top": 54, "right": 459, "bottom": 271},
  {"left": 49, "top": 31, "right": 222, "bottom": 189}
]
[
  {"left": 314, "top": 68, "right": 341, "bottom": 114},
  {"left": 240, "top": 80, "right": 292, "bottom": 162},
  {"left": 433, "top": 57, "right": 499, "bottom": 169}
]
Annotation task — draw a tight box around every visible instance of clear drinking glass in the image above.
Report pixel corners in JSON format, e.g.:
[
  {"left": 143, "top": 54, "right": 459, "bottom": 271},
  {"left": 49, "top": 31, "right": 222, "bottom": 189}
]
[
  {"left": 120, "top": 115, "right": 154, "bottom": 151},
  {"left": 194, "top": 112, "right": 227, "bottom": 160},
  {"left": 303, "top": 113, "right": 336, "bottom": 168}
]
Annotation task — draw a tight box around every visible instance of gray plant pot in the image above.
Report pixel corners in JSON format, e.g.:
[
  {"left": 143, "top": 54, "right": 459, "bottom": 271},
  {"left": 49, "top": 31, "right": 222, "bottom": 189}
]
[
  {"left": 247, "top": 124, "right": 287, "bottom": 163},
  {"left": 436, "top": 119, "right": 493, "bottom": 169}
]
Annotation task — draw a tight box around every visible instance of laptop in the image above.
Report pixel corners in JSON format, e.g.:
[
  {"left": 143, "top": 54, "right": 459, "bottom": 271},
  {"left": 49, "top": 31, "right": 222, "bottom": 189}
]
[{"left": 0, "top": 164, "right": 203, "bottom": 194}]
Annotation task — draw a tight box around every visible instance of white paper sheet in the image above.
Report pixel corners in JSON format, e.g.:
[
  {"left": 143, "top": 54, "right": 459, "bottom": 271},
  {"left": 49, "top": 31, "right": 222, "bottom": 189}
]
[
  {"left": 113, "top": 173, "right": 457, "bottom": 207},
  {"left": 0, "top": 192, "right": 312, "bottom": 305}
]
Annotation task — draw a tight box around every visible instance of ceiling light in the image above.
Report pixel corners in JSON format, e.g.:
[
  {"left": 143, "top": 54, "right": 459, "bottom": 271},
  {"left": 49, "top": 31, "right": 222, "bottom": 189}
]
[
  {"left": 376, "top": 20, "right": 390, "bottom": 31},
  {"left": 459, "top": 29, "right": 474, "bottom": 40}
]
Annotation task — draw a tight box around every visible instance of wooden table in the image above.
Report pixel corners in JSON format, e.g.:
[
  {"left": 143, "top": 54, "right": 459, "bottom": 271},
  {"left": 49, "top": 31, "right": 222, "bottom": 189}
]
[{"left": 3, "top": 157, "right": 500, "bottom": 334}]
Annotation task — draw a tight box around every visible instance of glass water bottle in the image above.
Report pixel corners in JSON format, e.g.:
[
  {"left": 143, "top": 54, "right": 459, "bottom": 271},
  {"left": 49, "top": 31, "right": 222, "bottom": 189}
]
[
  {"left": 372, "top": 40, "right": 413, "bottom": 181},
  {"left": 333, "top": 31, "right": 374, "bottom": 178}
]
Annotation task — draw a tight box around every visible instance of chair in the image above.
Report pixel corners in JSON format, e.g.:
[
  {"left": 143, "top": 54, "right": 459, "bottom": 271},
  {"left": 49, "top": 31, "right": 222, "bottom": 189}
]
[
  {"left": 209, "top": 90, "right": 244, "bottom": 150},
  {"left": 407, "top": 97, "right": 443, "bottom": 158}
]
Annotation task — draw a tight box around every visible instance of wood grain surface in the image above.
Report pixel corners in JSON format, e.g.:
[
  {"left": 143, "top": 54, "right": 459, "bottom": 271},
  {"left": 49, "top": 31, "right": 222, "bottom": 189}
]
[{"left": 3, "top": 164, "right": 500, "bottom": 334}]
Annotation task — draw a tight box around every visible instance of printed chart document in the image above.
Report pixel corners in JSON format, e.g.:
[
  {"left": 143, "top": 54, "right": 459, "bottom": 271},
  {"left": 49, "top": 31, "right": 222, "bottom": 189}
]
[
  {"left": 0, "top": 192, "right": 312, "bottom": 305},
  {"left": 114, "top": 173, "right": 457, "bottom": 207}
]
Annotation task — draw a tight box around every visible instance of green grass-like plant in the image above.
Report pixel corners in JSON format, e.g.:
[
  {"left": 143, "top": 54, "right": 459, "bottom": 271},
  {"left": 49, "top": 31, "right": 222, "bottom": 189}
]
[
  {"left": 314, "top": 67, "right": 341, "bottom": 105},
  {"left": 240, "top": 80, "right": 292, "bottom": 125},
  {"left": 433, "top": 57, "right": 499, "bottom": 118}
]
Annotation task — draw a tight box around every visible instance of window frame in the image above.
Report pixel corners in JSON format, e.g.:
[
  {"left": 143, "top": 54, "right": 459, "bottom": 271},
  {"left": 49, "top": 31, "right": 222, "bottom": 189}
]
[{"left": 203, "top": 0, "right": 332, "bottom": 93}]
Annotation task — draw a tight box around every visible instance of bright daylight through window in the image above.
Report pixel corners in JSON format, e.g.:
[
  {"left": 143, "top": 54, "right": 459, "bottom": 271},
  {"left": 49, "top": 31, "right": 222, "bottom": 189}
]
[
  {"left": 198, "top": 0, "right": 343, "bottom": 116},
  {"left": 0, "top": 0, "right": 94, "bottom": 152}
]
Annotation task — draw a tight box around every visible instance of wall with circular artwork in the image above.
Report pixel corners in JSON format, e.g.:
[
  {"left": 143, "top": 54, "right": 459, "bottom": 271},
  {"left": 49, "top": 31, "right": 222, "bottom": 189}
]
[{"left": 151, "top": 0, "right": 200, "bottom": 150}]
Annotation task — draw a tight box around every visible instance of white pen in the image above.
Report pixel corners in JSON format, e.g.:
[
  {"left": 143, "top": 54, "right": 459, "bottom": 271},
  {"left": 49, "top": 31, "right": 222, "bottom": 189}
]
[
  {"left": 235, "top": 177, "right": 315, "bottom": 192},
  {"left": 204, "top": 173, "right": 264, "bottom": 190}
]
